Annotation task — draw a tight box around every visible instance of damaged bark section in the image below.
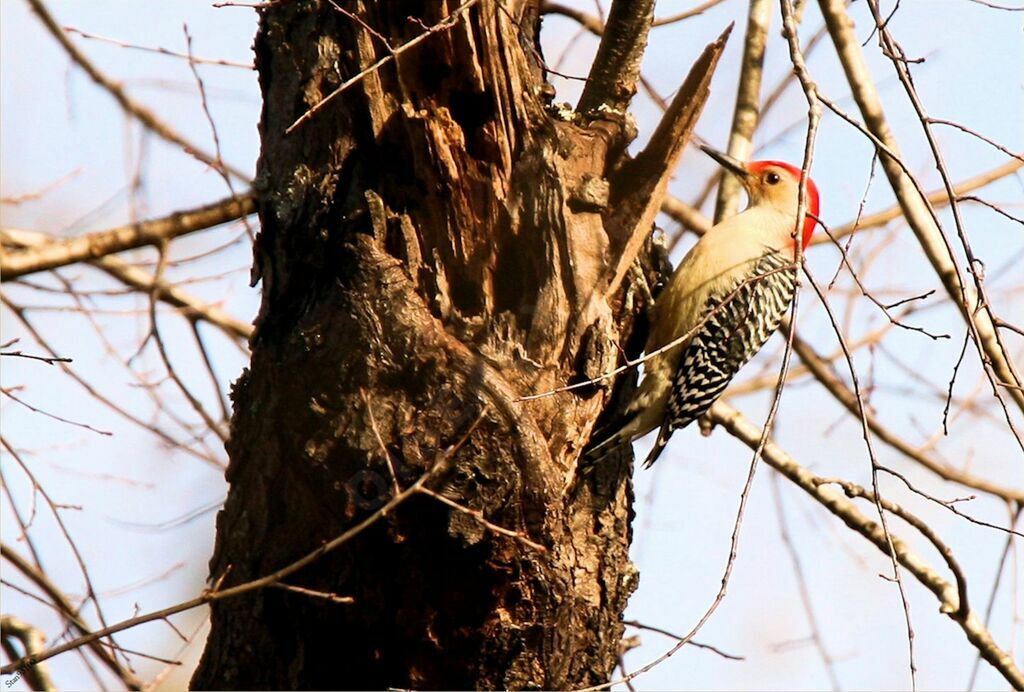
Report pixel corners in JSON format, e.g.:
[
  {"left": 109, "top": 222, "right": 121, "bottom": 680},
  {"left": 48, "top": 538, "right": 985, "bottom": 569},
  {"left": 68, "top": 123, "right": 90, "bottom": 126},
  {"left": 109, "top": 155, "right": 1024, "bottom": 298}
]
[{"left": 193, "top": 1, "right": 725, "bottom": 688}]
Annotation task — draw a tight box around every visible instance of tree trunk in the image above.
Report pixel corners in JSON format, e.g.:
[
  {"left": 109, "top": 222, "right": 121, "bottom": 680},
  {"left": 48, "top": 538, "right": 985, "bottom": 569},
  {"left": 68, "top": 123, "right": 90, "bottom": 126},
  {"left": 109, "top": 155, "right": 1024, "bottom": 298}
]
[{"left": 192, "top": 1, "right": 724, "bottom": 688}]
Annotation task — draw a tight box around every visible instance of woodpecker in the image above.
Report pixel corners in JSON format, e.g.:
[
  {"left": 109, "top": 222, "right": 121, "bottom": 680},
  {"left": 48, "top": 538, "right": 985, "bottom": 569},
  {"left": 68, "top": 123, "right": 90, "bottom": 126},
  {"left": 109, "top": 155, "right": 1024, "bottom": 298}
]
[{"left": 586, "top": 146, "right": 820, "bottom": 468}]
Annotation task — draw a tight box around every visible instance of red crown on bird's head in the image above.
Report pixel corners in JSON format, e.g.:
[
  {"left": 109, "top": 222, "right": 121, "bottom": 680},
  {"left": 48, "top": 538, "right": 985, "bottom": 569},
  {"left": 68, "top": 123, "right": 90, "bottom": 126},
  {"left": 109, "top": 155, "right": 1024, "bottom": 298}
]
[{"left": 747, "top": 160, "right": 820, "bottom": 249}]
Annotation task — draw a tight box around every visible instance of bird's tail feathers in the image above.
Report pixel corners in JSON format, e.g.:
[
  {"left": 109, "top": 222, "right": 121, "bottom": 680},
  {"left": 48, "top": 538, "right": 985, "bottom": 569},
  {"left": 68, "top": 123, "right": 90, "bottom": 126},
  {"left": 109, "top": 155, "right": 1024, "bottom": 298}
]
[{"left": 642, "top": 418, "right": 674, "bottom": 469}]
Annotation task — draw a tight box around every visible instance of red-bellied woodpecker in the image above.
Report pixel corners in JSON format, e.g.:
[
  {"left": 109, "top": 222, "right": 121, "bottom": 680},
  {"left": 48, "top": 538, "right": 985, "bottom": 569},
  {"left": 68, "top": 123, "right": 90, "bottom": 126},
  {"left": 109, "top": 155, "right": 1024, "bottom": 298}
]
[{"left": 586, "top": 146, "right": 820, "bottom": 469}]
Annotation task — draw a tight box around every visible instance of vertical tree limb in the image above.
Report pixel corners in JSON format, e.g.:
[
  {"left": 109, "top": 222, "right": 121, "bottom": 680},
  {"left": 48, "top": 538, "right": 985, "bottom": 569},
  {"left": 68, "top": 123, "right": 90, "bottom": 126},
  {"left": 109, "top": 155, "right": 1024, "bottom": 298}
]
[
  {"left": 714, "top": 0, "right": 772, "bottom": 222},
  {"left": 576, "top": 0, "right": 656, "bottom": 118}
]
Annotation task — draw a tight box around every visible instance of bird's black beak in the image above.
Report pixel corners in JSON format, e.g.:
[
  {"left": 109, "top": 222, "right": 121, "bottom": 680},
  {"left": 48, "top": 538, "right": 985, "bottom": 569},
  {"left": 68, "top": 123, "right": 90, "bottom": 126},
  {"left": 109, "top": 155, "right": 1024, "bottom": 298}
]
[{"left": 699, "top": 144, "right": 753, "bottom": 183}]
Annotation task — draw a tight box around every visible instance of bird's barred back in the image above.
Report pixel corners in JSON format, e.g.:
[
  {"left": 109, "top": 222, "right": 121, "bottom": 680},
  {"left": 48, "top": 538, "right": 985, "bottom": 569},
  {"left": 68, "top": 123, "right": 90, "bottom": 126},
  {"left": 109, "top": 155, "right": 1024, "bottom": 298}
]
[{"left": 665, "top": 251, "right": 797, "bottom": 431}]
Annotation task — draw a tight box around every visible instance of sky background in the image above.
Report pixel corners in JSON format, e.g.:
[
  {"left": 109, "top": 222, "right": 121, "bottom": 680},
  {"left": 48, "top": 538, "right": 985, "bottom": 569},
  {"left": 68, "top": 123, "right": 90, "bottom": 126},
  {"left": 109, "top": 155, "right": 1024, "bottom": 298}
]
[{"left": 2, "top": 1, "right": 1022, "bottom": 690}]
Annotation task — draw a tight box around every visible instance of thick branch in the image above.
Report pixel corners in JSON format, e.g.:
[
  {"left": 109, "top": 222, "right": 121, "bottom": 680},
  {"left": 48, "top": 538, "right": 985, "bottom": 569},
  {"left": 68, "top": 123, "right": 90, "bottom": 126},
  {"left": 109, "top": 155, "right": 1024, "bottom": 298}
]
[
  {"left": 575, "top": 0, "right": 656, "bottom": 117},
  {"left": 1, "top": 194, "right": 255, "bottom": 279},
  {"left": 2, "top": 228, "right": 252, "bottom": 342},
  {"left": 0, "top": 616, "right": 53, "bottom": 692}
]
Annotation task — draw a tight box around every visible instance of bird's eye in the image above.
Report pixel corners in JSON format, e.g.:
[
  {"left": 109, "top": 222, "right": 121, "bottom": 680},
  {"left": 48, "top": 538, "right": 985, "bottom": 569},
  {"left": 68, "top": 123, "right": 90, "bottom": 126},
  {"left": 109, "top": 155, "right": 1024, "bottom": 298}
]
[{"left": 765, "top": 172, "right": 781, "bottom": 185}]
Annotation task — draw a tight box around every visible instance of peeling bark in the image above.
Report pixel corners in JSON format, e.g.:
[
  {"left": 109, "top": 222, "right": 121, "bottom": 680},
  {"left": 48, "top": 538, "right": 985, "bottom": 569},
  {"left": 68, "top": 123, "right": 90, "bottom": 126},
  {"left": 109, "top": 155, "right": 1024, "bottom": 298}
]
[{"left": 192, "top": 1, "right": 723, "bottom": 688}]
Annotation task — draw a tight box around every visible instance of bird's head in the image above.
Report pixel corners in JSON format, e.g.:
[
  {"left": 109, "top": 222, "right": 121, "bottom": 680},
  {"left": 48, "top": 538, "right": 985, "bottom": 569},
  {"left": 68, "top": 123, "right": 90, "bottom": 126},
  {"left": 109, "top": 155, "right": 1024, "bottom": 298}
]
[{"left": 700, "top": 145, "right": 820, "bottom": 249}]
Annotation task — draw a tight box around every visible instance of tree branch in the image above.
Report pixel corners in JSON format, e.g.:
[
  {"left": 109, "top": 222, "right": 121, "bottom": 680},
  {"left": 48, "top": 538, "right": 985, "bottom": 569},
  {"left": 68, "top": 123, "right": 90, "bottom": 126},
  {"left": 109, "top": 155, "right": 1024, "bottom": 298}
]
[
  {"left": 0, "top": 447, "right": 466, "bottom": 677},
  {"left": 575, "top": 0, "right": 656, "bottom": 118},
  {"left": 605, "top": 25, "right": 732, "bottom": 297},
  {"left": 818, "top": 0, "right": 1024, "bottom": 415},
  {"left": 542, "top": 0, "right": 727, "bottom": 37},
  {"left": 2, "top": 228, "right": 252, "bottom": 342},
  {"left": 25, "top": 0, "right": 249, "bottom": 182},
  {"left": 714, "top": 0, "right": 772, "bottom": 222},
  {"left": 710, "top": 401, "right": 1024, "bottom": 689},
  {"left": 1, "top": 194, "right": 255, "bottom": 279},
  {"left": 781, "top": 320, "right": 1024, "bottom": 502},
  {"left": 0, "top": 616, "right": 54, "bottom": 692},
  {"left": 1, "top": 545, "right": 140, "bottom": 690}
]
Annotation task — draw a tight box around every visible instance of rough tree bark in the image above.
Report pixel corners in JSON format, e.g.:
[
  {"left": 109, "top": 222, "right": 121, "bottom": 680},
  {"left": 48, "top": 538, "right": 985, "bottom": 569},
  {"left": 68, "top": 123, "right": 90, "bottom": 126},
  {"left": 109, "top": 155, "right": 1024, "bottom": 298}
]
[{"left": 192, "top": 1, "right": 726, "bottom": 688}]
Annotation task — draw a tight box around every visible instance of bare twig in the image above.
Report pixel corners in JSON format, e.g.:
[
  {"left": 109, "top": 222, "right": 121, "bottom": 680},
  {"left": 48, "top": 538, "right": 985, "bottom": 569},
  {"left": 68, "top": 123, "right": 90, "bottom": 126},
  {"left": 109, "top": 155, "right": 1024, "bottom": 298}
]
[
  {"left": 540, "top": 2, "right": 603, "bottom": 35},
  {"left": 1, "top": 545, "right": 138, "bottom": 688},
  {"left": 780, "top": 4, "right": 920, "bottom": 685},
  {"left": 542, "top": 0, "right": 727, "bottom": 36},
  {"left": 2, "top": 228, "right": 253, "bottom": 343},
  {"left": 653, "top": 0, "right": 729, "bottom": 26},
  {"left": 965, "top": 0, "right": 1024, "bottom": 10},
  {"left": 966, "top": 507, "right": 1022, "bottom": 689},
  {"left": 416, "top": 487, "right": 547, "bottom": 552},
  {"left": 802, "top": 264, "right": 919, "bottom": 689},
  {"left": 362, "top": 390, "right": 402, "bottom": 496},
  {"left": 878, "top": 466, "right": 1024, "bottom": 539},
  {"left": 64, "top": 27, "right": 253, "bottom": 68},
  {"left": 927, "top": 118, "right": 1024, "bottom": 163},
  {"left": 813, "top": 159, "right": 1022, "bottom": 245},
  {"left": 0, "top": 351, "right": 71, "bottom": 366},
  {"left": 818, "top": 0, "right": 1024, "bottom": 419},
  {"left": 2, "top": 297, "right": 227, "bottom": 469},
  {"left": 0, "top": 408, "right": 489, "bottom": 676},
  {"left": 714, "top": 0, "right": 772, "bottom": 222},
  {"left": 1, "top": 388, "right": 112, "bottom": 436},
  {"left": 623, "top": 620, "right": 743, "bottom": 660},
  {"left": 770, "top": 473, "right": 841, "bottom": 690},
  {"left": 25, "top": 0, "right": 249, "bottom": 181},
  {"left": 0, "top": 168, "right": 82, "bottom": 206},
  {"left": 145, "top": 242, "right": 230, "bottom": 443},
  {"left": 0, "top": 447, "right": 458, "bottom": 675},
  {"left": 1, "top": 444, "right": 143, "bottom": 689},
  {"left": 268, "top": 582, "right": 355, "bottom": 604},
  {"left": 783, "top": 322, "right": 1024, "bottom": 502}
]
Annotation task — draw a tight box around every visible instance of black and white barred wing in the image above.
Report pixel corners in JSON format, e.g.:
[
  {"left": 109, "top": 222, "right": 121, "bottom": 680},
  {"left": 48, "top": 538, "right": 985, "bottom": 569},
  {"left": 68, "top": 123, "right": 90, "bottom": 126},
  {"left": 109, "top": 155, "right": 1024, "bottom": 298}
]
[{"left": 643, "top": 252, "right": 797, "bottom": 468}]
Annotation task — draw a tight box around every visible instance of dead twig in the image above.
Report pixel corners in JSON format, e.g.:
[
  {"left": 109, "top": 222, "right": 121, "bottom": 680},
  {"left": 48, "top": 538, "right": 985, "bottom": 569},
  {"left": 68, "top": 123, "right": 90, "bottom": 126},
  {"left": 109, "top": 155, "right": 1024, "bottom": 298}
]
[{"left": 26, "top": 0, "right": 249, "bottom": 181}]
